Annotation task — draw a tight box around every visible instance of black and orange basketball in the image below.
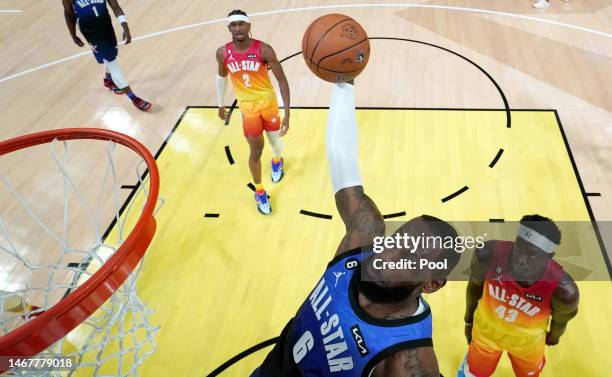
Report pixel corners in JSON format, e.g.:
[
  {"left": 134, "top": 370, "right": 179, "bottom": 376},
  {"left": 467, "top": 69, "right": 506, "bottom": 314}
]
[{"left": 302, "top": 14, "right": 370, "bottom": 83}]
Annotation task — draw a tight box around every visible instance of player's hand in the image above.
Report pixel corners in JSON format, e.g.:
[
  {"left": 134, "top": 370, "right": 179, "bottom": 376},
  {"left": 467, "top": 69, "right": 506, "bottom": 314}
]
[
  {"left": 218, "top": 106, "right": 228, "bottom": 121},
  {"left": 545, "top": 332, "right": 560, "bottom": 346},
  {"left": 464, "top": 323, "right": 473, "bottom": 344},
  {"left": 72, "top": 35, "right": 84, "bottom": 47},
  {"left": 279, "top": 115, "right": 289, "bottom": 136},
  {"left": 122, "top": 26, "right": 132, "bottom": 44}
]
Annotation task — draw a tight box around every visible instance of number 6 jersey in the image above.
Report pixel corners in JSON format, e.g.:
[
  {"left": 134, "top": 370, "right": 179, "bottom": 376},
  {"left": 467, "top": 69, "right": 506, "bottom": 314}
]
[
  {"left": 289, "top": 249, "right": 433, "bottom": 377},
  {"left": 224, "top": 39, "right": 275, "bottom": 103}
]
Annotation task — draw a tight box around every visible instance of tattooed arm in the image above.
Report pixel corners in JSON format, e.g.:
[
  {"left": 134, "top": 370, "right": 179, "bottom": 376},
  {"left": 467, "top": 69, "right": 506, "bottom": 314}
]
[
  {"left": 371, "top": 347, "right": 440, "bottom": 377},
  {"left": 334, "top": 186, "right": 385, "bottom": 256},
  {"left": 326, "top": 83, "right": 385, "bottom": 257}
]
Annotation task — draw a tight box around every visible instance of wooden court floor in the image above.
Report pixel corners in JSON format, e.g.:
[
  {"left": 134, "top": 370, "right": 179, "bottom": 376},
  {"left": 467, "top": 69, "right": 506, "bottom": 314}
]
[
  {"left": 1, "top": 1, "right": 612, "bottom": 376},
  {"left": 117, "top": 108, "right": 611, "bottom": 376}
]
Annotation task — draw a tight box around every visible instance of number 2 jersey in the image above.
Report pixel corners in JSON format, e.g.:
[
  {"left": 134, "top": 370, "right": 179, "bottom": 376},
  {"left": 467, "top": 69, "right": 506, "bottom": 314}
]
[
  {"left": 473, "top": 241, "right": 563, "bottom": 339},
  {"left": 224, "top": 39, "right": 275, "bottom": 103},
  {"left": 257, "top": 249, "right": 434, "bottom": 377},
  {"left": 72, "top": 0, "right": 113, "bottom": 38}
]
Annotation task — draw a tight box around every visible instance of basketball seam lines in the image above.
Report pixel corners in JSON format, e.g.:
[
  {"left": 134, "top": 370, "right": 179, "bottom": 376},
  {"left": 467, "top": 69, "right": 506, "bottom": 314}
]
[
  {"left": 309, "top": 17, "right": 353, "bottom": 63},
  {"left": 304, "top": 55, "right": 364, "bottom": 74},
  {"left": 315, "top": 37, "right": 368, "bottom": 66}
]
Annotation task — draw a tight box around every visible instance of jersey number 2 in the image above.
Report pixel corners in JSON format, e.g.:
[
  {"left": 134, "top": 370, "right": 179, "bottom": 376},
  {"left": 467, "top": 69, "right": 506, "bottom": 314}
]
[{"left": 242, "top": 74, "right": 251, "bottom": 88}]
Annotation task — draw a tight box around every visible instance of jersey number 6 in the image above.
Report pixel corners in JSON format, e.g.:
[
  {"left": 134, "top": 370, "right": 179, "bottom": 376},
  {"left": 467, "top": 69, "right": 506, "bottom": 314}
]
[{"left": 292, "top": 331, "right": 314, "bottom": 364}]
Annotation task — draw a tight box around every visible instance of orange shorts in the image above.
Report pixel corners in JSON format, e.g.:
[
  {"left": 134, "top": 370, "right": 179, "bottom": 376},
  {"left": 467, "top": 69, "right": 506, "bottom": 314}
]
[
  {"left": 238, "top": 96, "right": 280, "bottom": 137},
  {"left": 466, "top": 323, "right": 546, "bottom": 377}
]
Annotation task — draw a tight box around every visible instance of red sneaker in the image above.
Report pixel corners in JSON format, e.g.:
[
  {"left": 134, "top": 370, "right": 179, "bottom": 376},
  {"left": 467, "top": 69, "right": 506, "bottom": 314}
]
[
  {"left": 132, "top": 97, "right": 152, "bottom": 112},
  {"left": 103, "top": 78, "right": 123, "bottom": 94}
]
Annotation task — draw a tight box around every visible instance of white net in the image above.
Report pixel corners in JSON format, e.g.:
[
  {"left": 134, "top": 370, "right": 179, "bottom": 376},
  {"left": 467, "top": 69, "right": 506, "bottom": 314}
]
[{"left": 0, "top": 135, "right": 161, "bottom": 376}]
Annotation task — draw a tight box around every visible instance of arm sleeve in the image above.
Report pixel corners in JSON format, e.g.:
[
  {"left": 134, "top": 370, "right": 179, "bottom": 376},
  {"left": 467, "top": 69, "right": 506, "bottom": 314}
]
[{"left": 326, "top": 83, "right": 363, "bottom": 193}]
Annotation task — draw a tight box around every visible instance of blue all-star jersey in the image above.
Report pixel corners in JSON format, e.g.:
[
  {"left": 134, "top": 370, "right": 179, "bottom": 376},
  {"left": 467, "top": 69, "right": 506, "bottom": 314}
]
[
  {"left": 72, "top": 0, "right": 112, "bottom": 34},
  {"left": 290, "top": 249, "right": 433, "bottom": 376}
]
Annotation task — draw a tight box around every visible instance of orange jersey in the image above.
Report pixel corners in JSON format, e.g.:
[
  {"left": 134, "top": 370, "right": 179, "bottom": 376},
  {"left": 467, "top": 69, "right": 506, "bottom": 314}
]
[
  {"left": 474, "top": 241, "right": 563, "bottom": 338},
  {"left": 224, "top": 39, "right": 275, "bottom": 103}
]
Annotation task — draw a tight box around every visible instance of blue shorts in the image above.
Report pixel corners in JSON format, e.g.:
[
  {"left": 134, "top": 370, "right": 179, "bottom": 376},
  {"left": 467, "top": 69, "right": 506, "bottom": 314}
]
[
  {"left": 80, "top": 21, "right": 118, "bottom": 64},
  {"left": 87, "top": 33, "right": 118, "bottom": 64},
  {"left": 249, "top": 366, "right": 261, "bottom": 377}
]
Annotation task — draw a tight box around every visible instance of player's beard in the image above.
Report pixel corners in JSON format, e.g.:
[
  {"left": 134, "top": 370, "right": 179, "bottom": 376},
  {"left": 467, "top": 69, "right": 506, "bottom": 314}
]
[{"left": 354, "top": 264, "right": 421, "bottom": 304}]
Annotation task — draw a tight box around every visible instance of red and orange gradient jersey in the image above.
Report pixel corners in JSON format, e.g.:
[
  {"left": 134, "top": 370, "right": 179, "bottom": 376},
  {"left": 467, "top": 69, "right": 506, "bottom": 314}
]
[
  {"left": 474, "top": 241, "right": 564, "bottom": 338},
  {"left": 224, "top": 39, "right": 275, "bottom": 103}
]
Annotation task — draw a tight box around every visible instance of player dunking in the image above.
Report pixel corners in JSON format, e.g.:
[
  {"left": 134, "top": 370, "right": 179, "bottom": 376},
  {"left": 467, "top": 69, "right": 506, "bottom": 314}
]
[
  {"left": 459, "top": 215, "right": 579, "bottom": 377},
  {"left": 250, "top": 82, "right": 461, "bottom": 376},
  {"left": 61, "top": 0, "right": 152, "bottom": 111},
  {"left": 216, "top": 10, "right": 290, "bottom": 215}
]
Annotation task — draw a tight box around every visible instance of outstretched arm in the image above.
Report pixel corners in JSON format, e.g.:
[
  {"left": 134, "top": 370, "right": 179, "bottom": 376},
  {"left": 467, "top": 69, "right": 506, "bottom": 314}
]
[
  {"left": 108, "top": 0, "right": 131, "bottom": 44},
  {"left": 261, "top": 43, "right": 290, "bottom": 136},
  {"left": 546, "top": 273, "right": 579, "bottom": 345},
  {"left": 327, "top": 83, "right": 384, "bottom": 257},
  {"left": 215, "top": 47, "right": 229, "bottom": 121},
  {"left": 61, "top": 0, "right": 84, "bottom": 46}
]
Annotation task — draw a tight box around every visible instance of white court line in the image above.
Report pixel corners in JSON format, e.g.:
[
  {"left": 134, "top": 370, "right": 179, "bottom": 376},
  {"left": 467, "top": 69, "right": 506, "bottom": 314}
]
[
  {"left": 0, "top": 10, "right": 22, "bottom": 13},
  {"left": 1, "top": 3, "right": 611, "bottom": 84}
]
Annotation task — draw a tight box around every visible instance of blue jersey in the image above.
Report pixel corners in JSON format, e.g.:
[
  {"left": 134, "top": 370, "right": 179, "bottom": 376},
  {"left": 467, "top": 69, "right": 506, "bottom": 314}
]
[
  {"left": 289, "top": 250, "right": 433, "bottom": 376},
  {"left": 73, "top": 0, "right": 113, "bottom": 38}
]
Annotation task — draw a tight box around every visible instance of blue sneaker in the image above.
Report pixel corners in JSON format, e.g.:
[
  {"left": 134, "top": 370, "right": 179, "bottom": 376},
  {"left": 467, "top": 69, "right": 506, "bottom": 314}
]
[
  {"left": 255, "top": 190, "right": 271, "bottom": 215},
  {"left": 271, "top": 158, "right": 284, "bottom": 183}
]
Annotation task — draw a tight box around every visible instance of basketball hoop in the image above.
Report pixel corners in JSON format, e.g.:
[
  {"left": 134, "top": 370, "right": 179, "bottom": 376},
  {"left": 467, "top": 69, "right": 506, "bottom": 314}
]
[{"left": 0, "top": 128, "right": 160, "bottom": 374}]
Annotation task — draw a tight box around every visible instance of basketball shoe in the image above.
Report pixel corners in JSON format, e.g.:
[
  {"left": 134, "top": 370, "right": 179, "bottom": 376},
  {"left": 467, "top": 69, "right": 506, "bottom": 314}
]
[
  {"left": 103, "top": 78, "right": 122, "bottom": 94},
  {"left": 255, "top": 190, "right": 271, "bottom": 215},
  {"left": 533, "top": 0, "right": 550, "bottom": 8},
  {"left": 271, "top": 158, "right": 284, "bottom": 183},
  {"left": 132, "top": 97, "right": 152, "bottom": 112}
]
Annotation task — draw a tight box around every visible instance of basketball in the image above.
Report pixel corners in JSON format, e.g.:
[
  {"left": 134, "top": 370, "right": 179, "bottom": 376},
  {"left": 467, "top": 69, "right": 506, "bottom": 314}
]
[{"left": 302, "top": 14, "right": 370, "bottom": 83}]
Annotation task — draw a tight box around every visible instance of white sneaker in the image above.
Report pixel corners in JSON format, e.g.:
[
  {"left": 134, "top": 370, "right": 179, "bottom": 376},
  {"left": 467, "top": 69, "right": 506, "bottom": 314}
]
[{"left": 533, "top": 0, "right": 550, "bottom": 8}]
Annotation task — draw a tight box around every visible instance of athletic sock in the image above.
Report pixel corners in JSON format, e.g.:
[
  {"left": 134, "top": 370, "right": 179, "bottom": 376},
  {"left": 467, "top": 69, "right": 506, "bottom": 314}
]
[
  {"left": 255, "top": 183, "right": 264, "bottom": 193},
  {"left": 105, "top": 72, "right": 112, "bottom": 81},
  {"left": 272, "top": 157, "right": 281, "bottom": 164},
  {"left": 126, "top": 92, "right": 137, "bottom": 100}
]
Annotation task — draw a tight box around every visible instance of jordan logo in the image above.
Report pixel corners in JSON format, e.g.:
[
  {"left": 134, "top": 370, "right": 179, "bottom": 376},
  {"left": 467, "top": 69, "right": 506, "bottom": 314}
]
[{"left": 333, "top": 272, "right": 346, "bottom": 287}]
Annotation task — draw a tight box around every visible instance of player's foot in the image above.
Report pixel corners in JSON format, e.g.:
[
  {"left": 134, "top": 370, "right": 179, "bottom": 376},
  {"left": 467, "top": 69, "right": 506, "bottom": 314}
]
[
  {"left": 103, "top": 78, "right": 123, "bottom": 94},
  {"left": 132, "top": 97, "right": 152, "bottom": 112},
  {"left": 533, "top": 0, "right": 550, "bottom": 8},
  {"left": 255, "top": 190, "right": 271, "bottom": 215},
  {"left": 271, "top": 158, "right": 284, "bottom": 183}
]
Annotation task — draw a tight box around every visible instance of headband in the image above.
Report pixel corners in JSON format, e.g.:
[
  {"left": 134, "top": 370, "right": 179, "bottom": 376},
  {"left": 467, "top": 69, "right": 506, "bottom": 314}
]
[
  {"left": 227, "top": 15, "right": 250, "bottom": 25},
  {"left": 517, "top": 224, "right": 557, "bottom": 253}
]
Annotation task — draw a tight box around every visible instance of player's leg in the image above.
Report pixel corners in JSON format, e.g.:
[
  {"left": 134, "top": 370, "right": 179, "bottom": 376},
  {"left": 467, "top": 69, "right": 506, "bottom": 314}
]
[
  {"left": 96, "top": 31, "right": 151, "bottom": 111},
  {"left": 261, "top": 97, "right": 284, "bottom": 183},
  {"left": 241, "top": 105, "right": 271, "bottom": 215},
  {"left": 507, "top": 341, "right": 546, "bottom": 377},
  {"left": 460, "top": 339, "right": 502, "bottom": 377}
]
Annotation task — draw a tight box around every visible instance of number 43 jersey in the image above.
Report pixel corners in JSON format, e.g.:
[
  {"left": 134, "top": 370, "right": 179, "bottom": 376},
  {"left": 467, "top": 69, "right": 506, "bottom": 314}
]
[
  {"left": 224, "top": 39, "right": 275, "bottom": 103},
  {"left": 474, "top": 241, "right": 564, "bottom": 338},
  {"left": 290, "top": 250, "right": 434, "bottom": 377}
]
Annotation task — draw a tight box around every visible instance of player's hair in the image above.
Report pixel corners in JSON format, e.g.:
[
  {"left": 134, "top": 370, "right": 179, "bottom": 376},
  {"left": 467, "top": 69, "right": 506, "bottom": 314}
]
[
  {"left": 420, "top": 214, "right": 461, "bottom": 275},
  {"left": 520, "top": 214, "right": 561, "bottom": 245},
  {"left": 227, "top": 9, "right": 248, "bottom": 17}
]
